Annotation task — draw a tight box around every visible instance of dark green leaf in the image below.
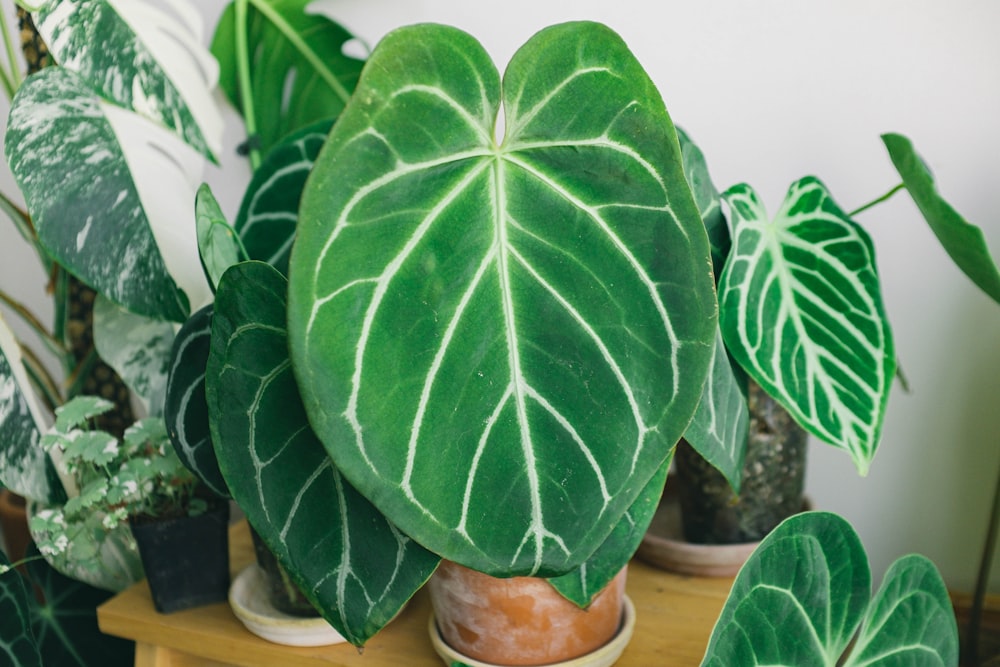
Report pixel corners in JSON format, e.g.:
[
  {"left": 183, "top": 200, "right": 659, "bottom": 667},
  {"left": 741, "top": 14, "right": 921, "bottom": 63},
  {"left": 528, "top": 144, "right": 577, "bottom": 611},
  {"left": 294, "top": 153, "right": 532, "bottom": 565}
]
[
  {"left": 208, "top": 261, "right": 438, "bottom": 646},
  {"left": 882, "top": 133, "right": 1000, "bottom": 305},
  {"left": 288, "top": 21, "right": 716, "bottom": 577},
  {"left": 196, "top": 185, "right": 243, "bottom": 292},
  {"left": 0, "top": 552, "right": 43, "bottom": 667},
  {"left": 164, "top": 304, "right": 228, "bottom": 498},
  {"left": 235, "top": 118, "right": 333, "bottom": 275},
  {"left": 677, "top": 127, "right": 728, "bottom": 278}
]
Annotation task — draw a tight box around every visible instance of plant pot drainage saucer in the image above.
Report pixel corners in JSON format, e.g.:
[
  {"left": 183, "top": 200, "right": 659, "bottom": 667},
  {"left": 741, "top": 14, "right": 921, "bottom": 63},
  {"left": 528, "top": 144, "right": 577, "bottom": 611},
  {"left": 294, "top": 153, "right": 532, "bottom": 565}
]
[
  {"left": 229, "top": 564, "right": 346, "bottom": 647},
  {"left": 635, "top": 493, "right": 759, "bottom": 577},
  {"left": 428, "top": 595, "right": 635, "bottom": 667}
]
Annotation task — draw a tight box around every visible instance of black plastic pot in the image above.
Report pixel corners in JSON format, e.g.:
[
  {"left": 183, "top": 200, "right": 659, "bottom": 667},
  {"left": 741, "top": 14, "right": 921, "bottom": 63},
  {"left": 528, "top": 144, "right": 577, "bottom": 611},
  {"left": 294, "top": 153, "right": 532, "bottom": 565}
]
[
  {"left": 130, "top": 501, "right": 231, "bottom": 613},
  {"left": 675, "top": 381, "right": 808, "bottom": 544}
]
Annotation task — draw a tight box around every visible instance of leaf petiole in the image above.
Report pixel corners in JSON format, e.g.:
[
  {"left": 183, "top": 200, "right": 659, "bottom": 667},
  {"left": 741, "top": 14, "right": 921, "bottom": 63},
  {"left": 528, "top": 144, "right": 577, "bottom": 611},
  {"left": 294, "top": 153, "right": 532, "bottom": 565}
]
[{"left": 849, "top": 182, "right": 905, "bottom": 218}]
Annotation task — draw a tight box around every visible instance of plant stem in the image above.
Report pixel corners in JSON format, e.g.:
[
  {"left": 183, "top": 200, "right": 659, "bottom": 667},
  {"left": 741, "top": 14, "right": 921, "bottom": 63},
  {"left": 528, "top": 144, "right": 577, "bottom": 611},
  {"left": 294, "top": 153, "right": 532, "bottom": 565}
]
[
  {"left": 0, "top": 287, "right": 64, "bottom": 355},
  {"left": 849, "top": 183, "right": 905, "bottom": 218},
  {"left": 20, "top": 343, "right": 61, "bottom": 412},
  {"left": 0, "top": 2, "right": 21, "bottom": 99},
  {"left": 967, "top": 454, "right": 1000, "bottom": 667},
  {"left": 234, "top": 0, "right": 261, "bottom": 171}
]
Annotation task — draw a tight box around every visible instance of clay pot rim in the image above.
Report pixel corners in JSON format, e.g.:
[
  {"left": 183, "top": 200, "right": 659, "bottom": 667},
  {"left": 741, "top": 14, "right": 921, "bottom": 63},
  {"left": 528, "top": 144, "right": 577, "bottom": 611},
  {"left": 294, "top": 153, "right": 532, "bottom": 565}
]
[{"left": 428, "top": 595, "right": 636, "bottom": 667}]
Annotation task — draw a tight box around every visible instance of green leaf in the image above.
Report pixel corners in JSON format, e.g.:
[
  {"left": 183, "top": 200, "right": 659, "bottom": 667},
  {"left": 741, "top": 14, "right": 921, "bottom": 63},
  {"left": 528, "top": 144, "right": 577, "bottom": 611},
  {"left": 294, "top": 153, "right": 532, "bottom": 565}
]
[
  {"left": 52, "top": 396, "right": 112, "bottom": 433},
  {"left": 677, "top": 127, "right": 729, "bottom": 278},
  {"left": 0, "top": 552, "right": 43, "bottom": 667},
  {"left": 208, "top": 261, "right": 438, "bottom": 646},
  {"left": 287, "top": 21, "right": 716, "bottom": 576},
  {"left": 702, "top": 511, "right": 957, "bottom": 667},
  {"left": 719, "top": 179, "right": 894, "bottom": 475},
  {"left": 548, "top": 454, "right": 669, "bottom": 607},
  {"left": 93, "top": 295, "right": 175, "bottom": 416},
  {"left": 22, "top": 546, "right": 135, "bottom": 666},
  {"left": 164, "top": 305, "right": 229, "bottom": 498},
  {"left": 6, "top": 67, "right": 205, "bottom": 322},
  {"left": 882, "top": 133, "right": 1000, "bottom": 305},
  {"left": 235, "top": 118, "right": 333, "bottom": 276},
  {"left": 0, "top": 315, "right": 62, "bottom": 504},
  {"left": 683, "top": 330, "right": 749, "bottom": 492},
  {"left": 211, "top": 0, "right": 363, "bottom": 157},
  {"left": 32, "top": 0, "right": 224, "bottom": 160},
  {"left": 196, "top": 184, "right": 243, "bottom": 291}
]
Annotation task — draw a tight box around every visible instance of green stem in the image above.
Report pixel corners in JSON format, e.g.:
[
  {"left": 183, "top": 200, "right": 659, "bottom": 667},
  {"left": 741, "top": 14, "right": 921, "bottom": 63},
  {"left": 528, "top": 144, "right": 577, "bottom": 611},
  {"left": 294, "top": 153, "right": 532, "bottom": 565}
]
[
  {"left": 0, "top": 4, "right": 21, "bottom": 94},
  {"left": 0, "top": 287, "right": 64, "bottom": 355},
  {"left": 849, "top": 183, "right": 905, "bottom": 218},
  {"left": 64, "top": 347, "right": 98, "bottom": 400},
  {"left": 967, "top": 455, "right": 1000, "bottom": 667},
  {"left": 20, "top": 343, "right": 61, "bottom": 412},
  {"left": 234, "top": 0, "right": 261, "bottom": 171},
  {"left": 51, "top": 268, "right": 75, "bottom": 377},
  {"left": 0, "top": 554, "right": 46, "bottom": 576}
]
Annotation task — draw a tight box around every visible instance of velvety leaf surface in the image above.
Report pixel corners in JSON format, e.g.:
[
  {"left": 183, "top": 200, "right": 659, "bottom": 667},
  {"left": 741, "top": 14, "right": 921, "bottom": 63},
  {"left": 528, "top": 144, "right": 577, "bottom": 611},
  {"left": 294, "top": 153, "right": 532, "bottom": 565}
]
[
  {"left": 92, "top": 295, "right": 174, "bottom": 416},
  {"left": 548, "top": 455, "right": 669, "bottom": 607},
  {"left": 235, "top": 118, "right": 333, "bottom": 275},
  {"left": 719, "top": 179, "right": 894, "bottom": 475},
  {"left": 0, "top": 316, "right": 62, "bottom": 504},
  {"left": 211, "top": 0, "right": 363, "bottom": 157},
  {"left": 677, "top": 127, "right": 729, "bottom": 278},
  {"left": 21, "top": 546, "right": 134, "bottom": 666},
  {"left": 883, "top": 133, "right": 1000, "bottom": 305},
  {"left": 32, "top": 0, "right": 223, "bottom": 160},
  {"left": 164, "top": 304, "right": 228, "bottom": 497},
  {"left": 702, "top": 512, "right": 957, "bottom": 667},
  {"left": 288, "top": 21, "right": 716, "bottom": 577},
  {"left": 5, "top": 67, "right": 192, "bottom": 322},
  {"left": 0, "top": 552, "right": 42, "bottom": 667},
  {"left": 683, "top": 330, "right": 749, "bottom": 491},
  {"left": 207, "top": 261, "right": 438, "bottom": 646}
]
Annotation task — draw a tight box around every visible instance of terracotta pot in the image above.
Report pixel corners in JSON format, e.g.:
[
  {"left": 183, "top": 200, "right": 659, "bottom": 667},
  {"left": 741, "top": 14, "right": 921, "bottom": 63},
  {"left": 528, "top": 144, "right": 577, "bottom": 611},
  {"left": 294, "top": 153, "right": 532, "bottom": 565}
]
[
  {"left": 428, "top": 560, "right": 629, "bottom": 666},
  {"left": 0, "top": 489, "right": 30, "bottom": 564}
]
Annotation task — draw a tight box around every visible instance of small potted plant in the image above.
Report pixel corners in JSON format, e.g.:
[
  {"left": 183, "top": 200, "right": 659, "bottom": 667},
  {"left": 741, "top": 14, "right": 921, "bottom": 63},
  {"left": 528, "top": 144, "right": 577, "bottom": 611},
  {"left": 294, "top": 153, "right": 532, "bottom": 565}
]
[{"left": 28, "top": 395, "right": 230, "bottom": 613}]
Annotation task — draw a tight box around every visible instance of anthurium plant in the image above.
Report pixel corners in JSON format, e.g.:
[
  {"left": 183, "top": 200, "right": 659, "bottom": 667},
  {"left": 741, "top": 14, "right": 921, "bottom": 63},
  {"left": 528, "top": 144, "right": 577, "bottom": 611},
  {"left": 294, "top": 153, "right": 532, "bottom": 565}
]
[
  {"left": 679, "top": 127, "right": 1000, "bottom": 492},
  {"left": 702, "top": 511, "right": 958, "bottom": 666}
]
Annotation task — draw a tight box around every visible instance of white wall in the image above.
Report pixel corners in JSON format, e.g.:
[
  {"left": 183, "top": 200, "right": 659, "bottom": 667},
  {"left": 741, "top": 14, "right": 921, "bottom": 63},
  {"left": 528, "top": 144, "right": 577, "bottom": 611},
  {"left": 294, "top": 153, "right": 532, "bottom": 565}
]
[{"left": 2, "top": 0, "right": 997, "bottom": 594}]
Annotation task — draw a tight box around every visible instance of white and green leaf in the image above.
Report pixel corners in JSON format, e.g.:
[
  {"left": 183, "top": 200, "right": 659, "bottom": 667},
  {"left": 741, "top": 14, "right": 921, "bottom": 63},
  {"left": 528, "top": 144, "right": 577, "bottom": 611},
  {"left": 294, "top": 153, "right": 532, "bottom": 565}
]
[
  {"left": 719, "top": 179, "right": 894, "bottom": 475},
  {"left": 208, "top": 261, "right": 438, "bottom": 646},
  {"left": 882, "top": 133, "right": 1000, "bottom": 305},
  {"left": 683, "top": 330, "right": 749, "bottom": 491},
  {"left": 93, "top": 295, "right": 175, "bottom": 416},
  {"left": 212, "top": 0, "right": 363, "bottom": 158},
  {"left": 196, "top": 184, "right": 243, "bottom": 292},
  {"left": 6, "top": 67, "right": 211, "bottom": 322},
  {"left": 702, "top": 511, "right": 957, "bottom": 667},
  {"left": 234, "top": 118, "right": 333, "bottom": 276},
  {"left": 0, "top": 315, "right": 62, "bottom": 504},
  {"left": 32, "top": 0, "right": 224, "bottom": 160},
  {"left": 163, "top": 304, "right": 228, "bottom": 498},
  {"left": 288, "top": 22, "right": 717, "bottom": 576}
]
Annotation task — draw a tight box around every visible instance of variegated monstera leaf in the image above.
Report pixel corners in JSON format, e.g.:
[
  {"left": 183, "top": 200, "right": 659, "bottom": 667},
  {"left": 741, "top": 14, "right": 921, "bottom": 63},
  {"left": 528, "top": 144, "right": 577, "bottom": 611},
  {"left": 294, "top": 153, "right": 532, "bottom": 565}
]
[
  {"left": 288, "top": 22, "right": 716, "bottom": 577},
  {"left": 719, "top": 178, "right": 895, "bottom": 475}
]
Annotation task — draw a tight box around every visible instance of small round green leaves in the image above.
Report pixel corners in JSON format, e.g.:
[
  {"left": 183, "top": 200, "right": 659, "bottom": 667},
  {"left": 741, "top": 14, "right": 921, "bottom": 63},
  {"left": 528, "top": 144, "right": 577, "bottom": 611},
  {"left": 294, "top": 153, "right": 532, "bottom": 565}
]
[{"left": 288, "top": 22, "right": 716, "bottom": 576}]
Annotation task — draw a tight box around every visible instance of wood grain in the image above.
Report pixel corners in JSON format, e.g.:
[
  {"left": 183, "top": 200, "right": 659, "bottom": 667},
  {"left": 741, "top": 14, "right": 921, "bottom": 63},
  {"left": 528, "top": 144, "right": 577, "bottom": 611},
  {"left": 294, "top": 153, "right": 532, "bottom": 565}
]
[{"left": 98, "top": 521, "right": 734, "bottom": 667}]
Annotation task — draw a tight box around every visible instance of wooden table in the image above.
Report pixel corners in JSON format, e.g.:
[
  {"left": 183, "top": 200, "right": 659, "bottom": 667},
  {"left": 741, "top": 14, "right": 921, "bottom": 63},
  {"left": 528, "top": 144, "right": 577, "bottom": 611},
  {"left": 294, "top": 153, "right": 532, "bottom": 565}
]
[{"left": 98, "top": 521, "right": 734, "bottom": 666}]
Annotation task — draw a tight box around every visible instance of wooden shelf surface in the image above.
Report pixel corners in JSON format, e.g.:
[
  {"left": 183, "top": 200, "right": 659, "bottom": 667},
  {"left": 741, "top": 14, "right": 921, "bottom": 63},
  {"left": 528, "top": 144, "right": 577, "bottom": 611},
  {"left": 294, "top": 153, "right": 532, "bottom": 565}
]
[{"left": 98, "top": 521, "right": 734, "bottom": 667}]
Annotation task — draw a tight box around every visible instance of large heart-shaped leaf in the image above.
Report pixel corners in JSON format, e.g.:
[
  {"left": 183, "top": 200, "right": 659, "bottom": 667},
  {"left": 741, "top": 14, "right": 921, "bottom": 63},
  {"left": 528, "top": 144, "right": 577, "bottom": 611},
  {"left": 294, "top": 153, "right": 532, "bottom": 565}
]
[
  {"left": 92, "top": 295, "right": 175, "bottom": 416},
  {"left": 548, "top": 455, "right": 669, "bottom": 607},
  {"left": 702, "top": 511, "right": 957, "bottom": 666},
  {"left": 207, "top": 261, "right": 438, "bottom": 646},
  {"left": 234, "top": 118, "right": 333, "bottom": 275},
  {"left": 32, "top": 0, "right": 224, "bottom": 160},
  {"left": 719, "top": 179, "right": 894, "bottom": 475},
  {"left": 163, "top": 304, "right": 229, "bottom": 497},
  {"left": 212, "top": 0, "right": 363, "bottom": 158},
  {"left": 0, "top": 316, "right": 62, "bottom": 505},
  {"left": 288, "top": 22, "right": 716, "bottom": 577},
  {"left": 882, "top": 133, "right": 1000, "bottom": 305},
  {"left": 6, "top": 66, "right": 210, "bottom": 322}
]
